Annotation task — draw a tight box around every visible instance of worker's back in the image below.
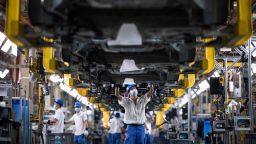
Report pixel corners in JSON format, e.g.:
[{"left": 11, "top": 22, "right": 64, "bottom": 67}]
[{"left": 109, "top": 117, "right": 124, "bottom": 134}]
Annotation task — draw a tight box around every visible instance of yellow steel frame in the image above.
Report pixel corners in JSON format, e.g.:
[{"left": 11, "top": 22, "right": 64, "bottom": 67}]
[
  {"left": 178, "top": 74, "right": 184, "bottom": 81},
  {"left": 184, "top": 74, "right": 196, "bottom": 88},
  {"left": 218, "top": 62, "right": 242, "bottom": 68},
  {"left": 156, "top": 111, "right": 164, "bottom": 129},
  {"left": 189, "top": 61, "right": 195, "bottom": 67},
  {"left": 95, "top": 103, "right": 103, "bottom": 108},
  {"left": 38, "top": 84, "right": 44, "bottom": 130},
  {"left": 231, "top": 0, "right": 252, "bottom": 46},
  {"left": 158, "top": 97, "right": 176, "bottom": 122},
  {"left": 167, "top": 97, "right": 176, "bottom": 104},
  {"left": 43, "top": 47, "right": 57, "bottom": 74},
  {"left": 77, "top": 88, "right": 90, "bottom": 96},
  {"left": 170, "top": 74, "right": 186, "bottom": 97},
  {"left": 102, "top": 111, "right": 110, "bottom": 128},
  {"left": 202, "top": 47, "right": 215, "bottom": 74},
  {"left": 173, "top": 89, "right": 185, "bottom": 97},
  {"left": 5, "top": 0, "right": 23, "bottom": 46},
  {"left": 64, "top": 74, "right": 72, "bottom": 84},
  {"left": 93, "top": 102, "right": 110, "bottom": 128},
  {"left": 64, "top": 74, "right": 76, "bottom": 87},
  {"left": 161, "top": 104, "right": 172, "bottom": 111},
  {"left": 88, "top": 97, "right": 97, "bottom": 103}
]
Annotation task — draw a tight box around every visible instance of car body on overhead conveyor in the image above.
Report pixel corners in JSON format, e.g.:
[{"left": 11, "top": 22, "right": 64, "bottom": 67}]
[
  {"left": 19, "top": 0, "right": 250, "bottom": 85},
  {"left": 4, "top": 0, "right": 252, "bottom": 110}
]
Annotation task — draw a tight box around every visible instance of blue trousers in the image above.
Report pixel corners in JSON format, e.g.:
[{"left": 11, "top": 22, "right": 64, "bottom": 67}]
[
  {"left": 144, "top": 134, "right": 153, "bottom": 144},
  {"left": 74, "top": 134, "right": 87, "bottom": 144},
  {"left": 125, "top": 125, "right": 145, "bottom": 144},
  {"left": 109, "top": 133, "right": 121, "bottom": 144}
]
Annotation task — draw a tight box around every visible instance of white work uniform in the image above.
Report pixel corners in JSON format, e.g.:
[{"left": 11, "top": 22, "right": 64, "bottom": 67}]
[
  {"left": 109, "top": 117, "right": 124, "bottom": 134},
  {"left": 118, "top": 94, "right": 151, "bottom": 124},
  {"left": 69, "top": 112, "right": 88, "bottom": 136},
  {"left": 52, "top": 108, "right": 65, "bottom": 133}
]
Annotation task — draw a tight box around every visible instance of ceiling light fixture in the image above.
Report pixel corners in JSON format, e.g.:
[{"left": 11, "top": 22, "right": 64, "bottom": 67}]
[
  {"left": 0, "top": 32, "right": 18, "bottom": 56},
  {"left": 176, "top": 80, "right": 210, "bottom": 108},
  {"left": 49, "top": 74, "right": 90, "bottom": 105},
  {"left": 0, "top": 69, "right": 9, "bottom": 79}
]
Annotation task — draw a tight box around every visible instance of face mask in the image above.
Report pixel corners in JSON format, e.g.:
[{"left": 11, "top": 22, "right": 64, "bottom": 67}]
[
  {"left": 53, "top": 104, "right": 57, "bottom": 110},
  {"left": 129, "top": 89, "right": 138, "bottom": 97},
  {"left": 75, "top": 108, "right": 81, "bottom": 113}
]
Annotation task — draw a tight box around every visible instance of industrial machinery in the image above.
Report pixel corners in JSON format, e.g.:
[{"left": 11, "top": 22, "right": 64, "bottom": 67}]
[
  {"left": 1, "top": 0, "right": 255, "bottom": 143},
  {"left": 23, "top": 0, "right": 249, "bottom": 85}
]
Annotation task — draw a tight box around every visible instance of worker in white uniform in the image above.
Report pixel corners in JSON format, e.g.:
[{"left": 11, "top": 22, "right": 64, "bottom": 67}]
[
  {"left": 47, "top": 99, "right": 65, "bottom": 133},
  {"left": 108, "top": 112, "right": 124, "bottom": 144},
  {"left": 144, "top": 113, "right": 153, "bottom": 144},
  {"left": 115, "top": 84, "right": 154, "bottom": 144},
  {"left": 65, "top": 101, "right": 89, "bottom": 144},
  {"left": 45, "top": 99, "right": 65, "bottom": 144}
]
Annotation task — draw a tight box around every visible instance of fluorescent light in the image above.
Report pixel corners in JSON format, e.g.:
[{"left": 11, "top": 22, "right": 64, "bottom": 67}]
[
  {"left": 0, "top": 32, "right": 17, "bottom": 57},
  {"left": 49, "top": 74, "right": 63, "bottom": 83},
  {"left": 50, "top": 74, "right": 90, "bottom": 105},
  {"left": 1, "top": 39, "right": 12, "bottom": 53},
  {"left": 211, "top": 71, "right": 220, "bottom": 78},
  {"left": 251, "top": 41, "right": 256, "bottom": 57},
  {"left": 59, "top": 83, "right": 71, "bottom": 92},
  {"left": 252, "top": 64, "right": 256, "bottom": 74},
  {"left": 0, "top": 32, "right": 6, "bottom": 46},
  {"left": 199, "top": 80, "right": 210, "bottom": 91},
  {"left": 59, "top": 83, "right": 65, "bottom": 90},
  {"left": 177, "top": 80, "right": 210, "bottom": 108},
  {"left": 252, "top": 51, "right": 256, "bottom": 58},
  {"left": 10, "top": 43, "right": 17, "bottom": 56},
  {"left": 76, "top": 95, "right": 81, "bottom": 100},
  {"left": 69, "top": 89, "right": 78, "bottom": 96},
  {"left": 178, "top": 96, "right": 188, "bottom": 107},
  {"left": 81, "top": 97, "right": 89, "bottom": 105},
  {"left": 0, "top": 69, "right": 9, "bottom": 78},
  {"left": 220, "top": 47, "right": 231, "bottom": 52}
]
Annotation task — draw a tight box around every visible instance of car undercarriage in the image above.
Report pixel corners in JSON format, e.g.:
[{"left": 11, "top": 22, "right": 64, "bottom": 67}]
[{"left": 2, "top": 0, "right": 252, "bottom": 110}]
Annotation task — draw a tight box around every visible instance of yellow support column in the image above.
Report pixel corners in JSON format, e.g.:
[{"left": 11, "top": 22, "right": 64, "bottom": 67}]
[
  {"left": 173, "top": 89, "right": 185, "bottom": 97},
  {"left": 178, "top": 74, "right": 184, "bottom": 81},
  {"left": 64, "top": 74, "right": 75, "bottom": 87},
  {"left": 77, "top": 88, "right": 89, "bottom": 97},
  {"left": 88, "top": 97, "right": 97, "bottom": 103},
  {"left": 95, "top": 102, "right": 110, "bottom": 128},
  {"left": 38, "top": 84, "right": 44, "bottom": 130},
  {"left": 102, "top": 111, "right": 110, "bottom": 128},
  {"left": 156, "top": 111, "right": 164, "bottom": 129},
  {"left": 5, "top": 0, "right": 23, "bottom": 46},
  {"left": 184, "top": 74, "right": 196, "bottom": 88},
  {"left": 218, "top": 62, "right": 242, "bottom": 68},
  {"left": 202, "top": 47, "right": 215, "bottom": 74},
  {"left": 161, "top": 104, "right": 172, "bottom": 112},
  {"left": 231, "top": 0, "right": 252, "bottom": 46},
  {"left": 167, "top": 97, "right": 176, "bottom": 104},
  {"left": 43, "top": 47, "right": 57, "bottom": 73}
]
